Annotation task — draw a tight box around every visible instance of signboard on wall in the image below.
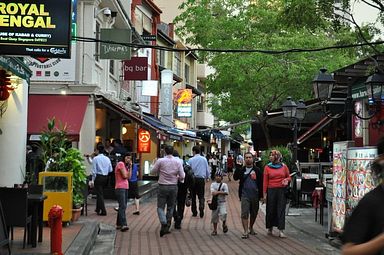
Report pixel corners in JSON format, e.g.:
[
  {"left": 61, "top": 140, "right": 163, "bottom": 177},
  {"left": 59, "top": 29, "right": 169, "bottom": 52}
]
[
  {"left": 138, "top": 128, "right": 151, "bottom": 153},
  {"left": 25, "top": 44, "right": 76, "bottom": 81},
  {"left": 0, "top": 0, "right": 72, "bottom": 58},
  {"left": 123, "top": 57, "right": 148, "bottom": 80},
  {"left": 175, "top": 89, "right": 192, "bottom": 118},
  {"left": 24, "top": 0, "right": 77, "bottom": 81},
  {"left": 100, "top": 29, "right": 131, "bottom": 59}
]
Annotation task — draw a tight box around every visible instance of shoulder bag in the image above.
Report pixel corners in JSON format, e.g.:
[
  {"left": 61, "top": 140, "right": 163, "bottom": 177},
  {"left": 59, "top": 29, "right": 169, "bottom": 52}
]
[{"left": 208, "top": 183, "right": 223, "bottom": 210}]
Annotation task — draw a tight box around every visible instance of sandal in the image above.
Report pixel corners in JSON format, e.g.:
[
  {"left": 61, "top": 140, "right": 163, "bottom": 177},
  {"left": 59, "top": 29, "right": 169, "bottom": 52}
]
[
  {"left": 241, "top": 233, "right": 249, "bottom": 239},
  {"left": 211, "top": 230, "right": 217, "bottom": 236},
  {"left": 223, "top": 224, "right": 228, "bottom": 233}
]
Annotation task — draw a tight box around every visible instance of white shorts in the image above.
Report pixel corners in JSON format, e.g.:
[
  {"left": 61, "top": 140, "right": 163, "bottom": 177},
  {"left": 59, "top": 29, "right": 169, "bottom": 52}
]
[{"left": 211, "top": 202, "right": 227, "bottom": 223}]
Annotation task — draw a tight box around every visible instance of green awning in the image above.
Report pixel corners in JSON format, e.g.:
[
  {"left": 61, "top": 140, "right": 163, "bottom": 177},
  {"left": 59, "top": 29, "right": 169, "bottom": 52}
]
[{"left": 0, "top": 56, "right": 32, "bottom": 81}]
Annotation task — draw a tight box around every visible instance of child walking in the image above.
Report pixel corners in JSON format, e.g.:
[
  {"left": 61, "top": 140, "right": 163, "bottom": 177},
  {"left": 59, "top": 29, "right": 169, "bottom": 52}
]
[{"left": 210, "top": 170, "right": 229, "bottom": 236}]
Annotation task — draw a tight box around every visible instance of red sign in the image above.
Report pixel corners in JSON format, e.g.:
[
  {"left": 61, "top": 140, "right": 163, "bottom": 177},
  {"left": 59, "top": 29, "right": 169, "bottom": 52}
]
[
  {"left": 138, "top": 128, "right": 151, "bottom": 153},
  {"left": 123, "top": 57, "right": 148, "bottom": 80}
]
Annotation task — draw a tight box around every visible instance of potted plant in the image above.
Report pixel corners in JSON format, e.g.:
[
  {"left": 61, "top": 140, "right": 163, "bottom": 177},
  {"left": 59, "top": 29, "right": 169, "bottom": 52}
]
[{"left": 40, "top": 118, "right": 87, "bottom": 221}]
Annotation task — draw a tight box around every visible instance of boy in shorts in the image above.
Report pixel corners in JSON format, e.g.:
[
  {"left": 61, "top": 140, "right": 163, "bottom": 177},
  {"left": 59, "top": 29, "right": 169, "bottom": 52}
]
[{"left": 210, "top": 170, "right": 229, "bottom": 236}]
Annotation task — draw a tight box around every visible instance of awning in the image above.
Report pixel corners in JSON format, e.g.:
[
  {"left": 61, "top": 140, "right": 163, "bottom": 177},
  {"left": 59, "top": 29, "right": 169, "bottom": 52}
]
[
  {"left": 27, "top": 95, "right": 89, "bottom": 136},
  {"left": 97, "top": 96, "right": 163, "bottom": 134},
  {"left": 143, "top": 113, "right": 183, "bottom": 140},
  {"left": 186, "top": 84, "right": 202, "bottom": 96},
  {"left": 297, "top": 117, "right": 334, "bottom": 144}
]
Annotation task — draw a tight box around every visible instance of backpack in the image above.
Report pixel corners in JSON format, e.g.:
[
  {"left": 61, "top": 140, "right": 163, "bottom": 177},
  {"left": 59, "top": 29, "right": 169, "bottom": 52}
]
[{"left": 183, "top": 164, "right": 194, "bottom": 188}]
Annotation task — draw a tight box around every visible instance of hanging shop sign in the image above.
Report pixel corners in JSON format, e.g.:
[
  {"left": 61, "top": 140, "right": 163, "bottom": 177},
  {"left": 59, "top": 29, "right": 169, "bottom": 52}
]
[
  {"left": 0, "top": 0, "right": 72, "bottom": 58},
  {"left": 175, "top": 89, "right": 192, "bottom": 118},
  {"left": 100, "top": 29, "right": 131, "bottom": 60},
  {"left": 123, "top": 57, "right": 148, "bottom": 80},
  {"left": 138, "top": 128, "right": 151, "bottom": 153}
]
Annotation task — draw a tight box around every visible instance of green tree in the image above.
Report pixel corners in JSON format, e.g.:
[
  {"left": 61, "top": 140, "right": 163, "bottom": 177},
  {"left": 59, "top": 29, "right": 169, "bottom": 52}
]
[{"left": 175, "top": 0, "right": 379, "bottom": 147}]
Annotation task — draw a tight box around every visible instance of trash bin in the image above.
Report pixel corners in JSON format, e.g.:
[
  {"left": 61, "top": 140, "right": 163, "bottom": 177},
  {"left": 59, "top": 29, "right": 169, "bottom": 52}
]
[{"left": 39, "top": 172, "right": 73, "bottom": 223}]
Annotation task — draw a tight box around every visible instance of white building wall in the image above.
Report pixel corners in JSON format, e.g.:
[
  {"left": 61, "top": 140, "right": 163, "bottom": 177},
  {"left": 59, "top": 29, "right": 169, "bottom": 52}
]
[
  {"left": 79, "top": 99, "right": 96, "bottom": 175},
  {"left": 0, "top": 79, "right": 29, "bottom": 186}
]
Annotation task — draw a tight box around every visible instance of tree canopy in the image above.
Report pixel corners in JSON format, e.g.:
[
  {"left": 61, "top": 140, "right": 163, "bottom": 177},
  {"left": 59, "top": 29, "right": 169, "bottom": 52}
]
[{"left": 174, "top": 0, "right": 383, "bottom": 146}]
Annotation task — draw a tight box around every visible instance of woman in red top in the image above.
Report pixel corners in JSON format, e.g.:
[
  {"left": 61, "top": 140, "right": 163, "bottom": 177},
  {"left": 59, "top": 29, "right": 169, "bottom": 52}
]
[
  {"left": 115, "top": 153, "right": 132, "bottom": 232},
  {"left": 262, "top": 150, "right": 291, "bottom": 238}
]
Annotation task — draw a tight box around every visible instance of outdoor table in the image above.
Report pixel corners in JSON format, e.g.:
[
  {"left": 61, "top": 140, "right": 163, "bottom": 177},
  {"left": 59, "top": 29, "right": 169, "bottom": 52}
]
[{"left": 28, "top": 194, "right": 47, "bottom": 247}]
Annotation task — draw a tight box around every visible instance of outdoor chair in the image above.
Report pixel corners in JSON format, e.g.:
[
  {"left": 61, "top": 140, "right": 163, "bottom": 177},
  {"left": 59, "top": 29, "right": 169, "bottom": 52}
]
[
  {"left": 0, "top": 187, "right": 32, "bottom": 248},
  {"left": 299, "top": 178, "right": 317, "bottom": 207}
]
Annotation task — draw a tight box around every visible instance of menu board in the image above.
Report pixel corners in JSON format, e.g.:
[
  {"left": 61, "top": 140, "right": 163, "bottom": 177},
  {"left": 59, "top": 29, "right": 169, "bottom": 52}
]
[
  {"left": 346, "top": 147, "right": 377, "bottom": 217},
  {"left": 332, "top": 141, "right": 354, "bottom": 233}
]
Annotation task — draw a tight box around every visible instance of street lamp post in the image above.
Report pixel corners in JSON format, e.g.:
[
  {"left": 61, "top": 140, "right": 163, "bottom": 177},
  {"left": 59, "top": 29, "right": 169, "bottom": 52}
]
[
  {"left": 312, "top": 68, "right": 384, "bottom": 140},
  {"left": 282, "top": 97, "right": 307, "bottom": 169}
]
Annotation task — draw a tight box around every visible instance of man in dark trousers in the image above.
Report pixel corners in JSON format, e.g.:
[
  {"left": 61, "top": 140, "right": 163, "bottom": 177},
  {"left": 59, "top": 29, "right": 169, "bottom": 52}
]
[
  {"left": 189, "top": 146, "right": 210, "bottom": 218},
  {"left": 234, "top": 152, "right": 263, "bottom": 239},
  {"left": 172, "top": 150, "right": 194, "bottom": 229},
  {"left": 91, "top": 145, "right": 113, "bottom": 216}
]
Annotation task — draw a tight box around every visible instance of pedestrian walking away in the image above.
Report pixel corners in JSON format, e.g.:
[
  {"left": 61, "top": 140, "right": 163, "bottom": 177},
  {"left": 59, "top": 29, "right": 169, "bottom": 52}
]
[
  {"left": 188, "top": 145, "right": 210, "bottom": 218},
  {"left": 172, "top": 150, "right": 194, "bottom": 229},
  {"left": 262, "top": 149, "right": 291, "bottom": 238},
  {"left": 151, "top": 145, "right": 185, "bottom": 237},
  {"left": 91, "top": 144, "right": 113, "bottom": 216},
  {"left": 234, "top": 152, "right": 263, "bottom": 239},
  {"left": 342, "top": 137, "right": 384, "bottom": 255},
  {"left": 209, "top": 170, "right": 229, "bottom": 236},
  {"left": 129, "top": 160, "right": 141, "bottom": 215},
  {"left": 227, "top": 154, "right": 234, "bottom": 181},
  {"left": 114, "top": 152, "right": 132, "bottom": 232}
]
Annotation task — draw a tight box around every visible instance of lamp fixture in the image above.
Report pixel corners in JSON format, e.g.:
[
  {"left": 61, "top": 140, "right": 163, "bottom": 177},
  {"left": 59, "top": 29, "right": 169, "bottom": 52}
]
[
  {"left": 281, "top": 96, "right": 307, "bottom": 169},
  {"left": 312, "top": 67, "right": 384, "bottom": 121}
]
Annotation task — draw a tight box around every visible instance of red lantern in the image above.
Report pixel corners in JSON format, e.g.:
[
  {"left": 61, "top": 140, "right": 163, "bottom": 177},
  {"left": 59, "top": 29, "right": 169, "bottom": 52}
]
[
  {"left": 0, "top": 86, "right": 10, "bottom": 101},
  {"left": 0, "top": 70, "right": 13, "bottom": 100}
]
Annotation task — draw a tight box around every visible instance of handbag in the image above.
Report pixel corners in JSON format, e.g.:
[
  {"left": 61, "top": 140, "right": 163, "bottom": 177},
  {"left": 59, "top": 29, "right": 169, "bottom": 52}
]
[{"left": 207, "top": 183, "right": 223, "bottom": 210}]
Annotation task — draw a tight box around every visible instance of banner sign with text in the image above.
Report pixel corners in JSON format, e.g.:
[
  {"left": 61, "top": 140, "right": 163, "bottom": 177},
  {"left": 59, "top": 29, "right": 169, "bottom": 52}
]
[
  {"left": 138, "top": 128, "right": 151, "bottom": 153},
  {"left": 0, "top": 0, "right": 72, "bottom": 58},
  {"left": 100, "top": 29, "right": 131, "bottom": 59},
  {"left": 123, "top": 57, "right": 148, "bottom": 80},
  {"left": 175, "top": 89, "right": 192, "bottom": 118}
]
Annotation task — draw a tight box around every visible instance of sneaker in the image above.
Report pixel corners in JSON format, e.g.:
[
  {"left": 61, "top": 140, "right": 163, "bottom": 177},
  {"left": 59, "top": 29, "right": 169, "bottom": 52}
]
[
  {"left": 121, "top": 226, "right": 129, "bottom": 232},
  {"left": 114, "top": 207, "right": 119, "bottom": 212},
  {"left": 223, "top": 224, "right": 228, "bottom": 233},
  {"left": 279, "top": 231, "right": 287, "bottom": 238},
  {"left": 267, "top": 228, "right": 273, "bottom": 235},
  {"left": 116, "top": 226, "right": 122, "bottom": 230}
]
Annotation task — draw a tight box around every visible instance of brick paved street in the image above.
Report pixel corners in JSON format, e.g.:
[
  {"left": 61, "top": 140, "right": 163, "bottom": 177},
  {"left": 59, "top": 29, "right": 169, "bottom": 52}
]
[{"left": 86, "top": 180, "right": 338, "bottom": 255}]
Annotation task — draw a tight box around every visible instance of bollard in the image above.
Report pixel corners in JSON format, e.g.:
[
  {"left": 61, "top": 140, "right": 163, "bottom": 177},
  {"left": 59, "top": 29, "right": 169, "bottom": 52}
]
[{"left": 48, "top": 205, "right": 63, "bottom": 255}]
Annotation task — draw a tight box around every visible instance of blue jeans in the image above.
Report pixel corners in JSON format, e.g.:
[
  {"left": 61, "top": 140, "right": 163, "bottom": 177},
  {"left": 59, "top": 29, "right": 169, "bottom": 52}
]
[
  {"left": 157, "top": 184, "right": 178, "bottom": 225},
  {"left": 115, "top": 188, "right": 128, "bottom": 227}
]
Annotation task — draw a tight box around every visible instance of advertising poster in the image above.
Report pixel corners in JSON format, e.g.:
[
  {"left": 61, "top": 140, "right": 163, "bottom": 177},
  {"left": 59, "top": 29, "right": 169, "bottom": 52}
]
[
  {"left": 25, "top": 44, "right": 76, "bottom": 81},
  {"left": 346, "top": 147, "right": 377, "bottom": 217},
  {"left": 175, "top": 89, "right": 192, "bottom": 118},
  {"left": 0, "top": 0, "right": 72, "bottom": 58},
  {"left": 332, "top": 141, "right": 353, "bottom": 233}
]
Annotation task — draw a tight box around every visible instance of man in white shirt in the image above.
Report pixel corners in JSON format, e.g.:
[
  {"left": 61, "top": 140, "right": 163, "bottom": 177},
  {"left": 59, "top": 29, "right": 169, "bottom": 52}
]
[{"left": 91, "top": 145, "right": 113, "bottom": 216}]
